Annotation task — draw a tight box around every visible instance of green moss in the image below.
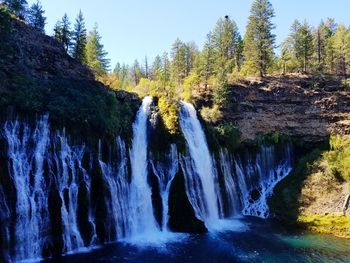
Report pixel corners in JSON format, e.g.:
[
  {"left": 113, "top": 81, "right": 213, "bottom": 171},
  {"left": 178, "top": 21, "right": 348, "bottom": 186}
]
[
  {"left": 269, "top": 146, "right": 325, "bottom": 222},
  {"left": 298, "top": 215, "right": 350, "bottom": 239},
  {"left": 205, "top": 122, "right": 241, "bottom": 152},
  {"left": 0, "top": 74, "right": 139, "bottom": 144}
]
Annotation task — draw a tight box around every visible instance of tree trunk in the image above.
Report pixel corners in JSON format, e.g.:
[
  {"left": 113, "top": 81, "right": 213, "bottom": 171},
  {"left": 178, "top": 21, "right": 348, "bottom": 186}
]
[{"left": 343, "top": 194, "right": 350, "bottom": 216}]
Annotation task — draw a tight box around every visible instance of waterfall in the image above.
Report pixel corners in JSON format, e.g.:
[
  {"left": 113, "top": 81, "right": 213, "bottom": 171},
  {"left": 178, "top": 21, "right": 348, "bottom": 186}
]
[
  {"left": 150, "top": 144, "right": 178, "bottom": 231},
  {"left": 0, "top": 101, "right": 295, "bottom": 261},
  {"left": 235, "top": 145, "right": 292, "bottom": 218},
  {"left": 99, "top": 138, "right": 131, "bottom": 240},
  {"left": 179, "top": 101, "right": 220, "bottom": 228},
  {"left": 128, "top": 96, "right": 160, "bottom": 238},
  {"left": 218, "top": 149, "right": 241, "bottom": 217},
  {"left": 3, "top": 115, "right": 50, "bottom": 261},
  {"left": 51, "top": 134, "right": 85, "bottom": 253}
]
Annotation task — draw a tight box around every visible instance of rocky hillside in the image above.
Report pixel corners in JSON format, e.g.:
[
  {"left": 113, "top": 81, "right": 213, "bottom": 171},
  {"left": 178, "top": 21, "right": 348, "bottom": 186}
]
[
  {"left": 227, "top": 76, "right": 350, "bottom": 142},
  {"left": 0, "top": 9, "right": 139, "bottom": 141}
]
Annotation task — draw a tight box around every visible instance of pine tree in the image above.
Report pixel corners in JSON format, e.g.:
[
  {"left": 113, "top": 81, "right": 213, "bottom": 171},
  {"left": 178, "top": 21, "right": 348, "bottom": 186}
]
[
  {"left": 144, "top": 56, "right": 149, "bottom": 79},
  {"left": 170, "top": 38, "right": 187, "bottom": 85},
  {"left": 53, "top": 14, "right": 71, "bottom": 52},
  {"left": 295, "top": 21, "right": 314, "bottom": 73},
  {"left": 161, "top": 52, "right": 170, "bottom": 88},
  {"left": 132, "top": 59, "right": 142, "bottom": 85},
  {"left": 197, "top": 32, "right": 215, "bottom": 88},
  {"left": 85, "top": 23, "right": 110, "bottom": 77},
  {"left": 72, "top": 10, "right": 87, "bottom": 62},
  {"left": 212, "top": 16, "right": 241, "bottom": 73},
  {"left": 4, "top": 0, "right": 27, "bottom": 19},
  {"left": 27, "top": 1, "right": 46, "bottom": 33},
  {"left": 333, "top": 24, "right": 348, "bottom": 76},
  {"left": 243, "top": 0, "right": 276, "bottom": 77},
  {"left": 151, "top": 55, "right": 162, "bottom": 80}
]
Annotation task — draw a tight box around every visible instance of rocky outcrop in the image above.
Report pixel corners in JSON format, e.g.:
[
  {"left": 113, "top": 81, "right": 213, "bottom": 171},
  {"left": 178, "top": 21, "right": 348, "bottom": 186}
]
[{"left": 227, "top": 76, "right": 350, "bottom": 142}]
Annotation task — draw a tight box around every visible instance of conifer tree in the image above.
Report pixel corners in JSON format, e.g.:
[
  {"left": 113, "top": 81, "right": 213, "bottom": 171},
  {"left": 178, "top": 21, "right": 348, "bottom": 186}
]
[
  {"left": 53, "top": 13, "right": 71, "bottom": 52},
  {"left": 3, "top": 0, "right": 27, "bottom": 19},
  {"left": 27, "top": 1, "right": 46, "bottom": 33},
  {"left": 295, "top": 21, "right": 314, "bottom": 73},
  {"left": 72, "top": 10, "right": 87, "bottom": 62},
  {"left": 170, "top": 38, "right": 187, "bottom": 85},
  {"left": 212, "top": 16, "right": 241, "bottom": 73},
  {"left": 333, "top": 24, "right": 348, "bottom": 76},
  {"left": 85, "top": 23, "right": 110, "bottom": 77},
  {"left": 243, "top": 0, "right": 275, "bottom": 77}
]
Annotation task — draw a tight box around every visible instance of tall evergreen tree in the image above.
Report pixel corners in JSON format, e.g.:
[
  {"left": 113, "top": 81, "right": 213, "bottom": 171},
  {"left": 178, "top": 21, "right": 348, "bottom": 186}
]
[
  {"left": 132, "top": 59, "right": 142, "bottom": 85},
  {"left": 151, "top": 55, "right": 162, "bottom": 80},
  {"left": 212, "top": 16, "right": 242, "bottom": 73},
  {"left": 295, "top": 20, "right": 314, "bottom": 72},
  {"left": 27, "top": 1, "right": 46, "bottom": 33},
  {"left": 243, "top": 0, "right": 276, "bottom": 77},
  {"left": 333, "top": 24, "right": 348, "bottom": 76},
  {"left": 170, "top": 38, "right": 187, "bottom": 85},
  {"left": 85, "top": 23, "right": 110, "bottom": 77},
  {"left": 53, "top": 13, "right": 71, "bottom": 52},
  {"left": 161, "top": 52, "right": 171, "bottom": 88},
  {"left": 3, "top": 0, "right": 27, "bottom": 19},
  {"left": 72, "top": 10, "right": 87, "bottom": 62}
]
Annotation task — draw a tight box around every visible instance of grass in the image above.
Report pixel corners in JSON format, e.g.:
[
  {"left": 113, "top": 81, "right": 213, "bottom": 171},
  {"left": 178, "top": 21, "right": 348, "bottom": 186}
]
[{"left": 298, "top": 214, "right": 350, "bottom": 239}]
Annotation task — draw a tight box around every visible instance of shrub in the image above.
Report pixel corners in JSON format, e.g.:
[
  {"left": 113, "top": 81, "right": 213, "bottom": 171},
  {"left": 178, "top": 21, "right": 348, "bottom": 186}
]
[
  {"left": 158, "top": 96, "right": 179, "bottom": 135},
  {"left": 200, "top": 105, "right": 223, "bottom": 124},
  {"left": 214, "top": 123, "right": 240, "bottom": 150}
]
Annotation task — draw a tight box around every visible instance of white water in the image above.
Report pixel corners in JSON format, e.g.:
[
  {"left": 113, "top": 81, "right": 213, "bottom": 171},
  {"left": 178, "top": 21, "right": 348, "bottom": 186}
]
[
  {"left": 0, "top": 102, "right": 295, "bottom": 262},
  {"left": 150, "top": 144, "right": 178, "bottom": 231},
  {"left": 128, "top": 96, "right": 160, "bottom": 239},
  {"left": 235, "top": 145, "right": 292, "bottom": 218},
  {"left": 3, "top": 115, "right": 50, "bottom": 261},
  {"left": 52, "top": 134, "right": 85, "bottom": 252},
  {"left": 218, "top": 149, "right": 241, "bottom": 217},
  {"left": 99, "top": 137, "right": 131, "bottom": 240},
  {"left": 179, "top": 101, "right": 220, "bottom": 228}
]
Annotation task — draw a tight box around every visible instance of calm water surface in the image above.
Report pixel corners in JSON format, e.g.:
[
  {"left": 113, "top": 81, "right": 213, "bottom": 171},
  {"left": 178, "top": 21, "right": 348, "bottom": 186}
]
[{"left": 45, "top": 217, "right": 350, "bottom": 263}]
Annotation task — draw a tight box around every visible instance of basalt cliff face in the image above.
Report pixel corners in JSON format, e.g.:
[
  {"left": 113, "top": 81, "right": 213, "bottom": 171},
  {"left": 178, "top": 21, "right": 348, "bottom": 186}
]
[{"left": 226, "top": 77, "right": 350, "bottom": 142}]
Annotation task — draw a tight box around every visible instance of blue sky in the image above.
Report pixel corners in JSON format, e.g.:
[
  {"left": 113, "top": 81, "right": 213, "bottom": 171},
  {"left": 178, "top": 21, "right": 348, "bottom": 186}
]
[{"left": 28, "top": 0, "right": 350, "bottom": 68}]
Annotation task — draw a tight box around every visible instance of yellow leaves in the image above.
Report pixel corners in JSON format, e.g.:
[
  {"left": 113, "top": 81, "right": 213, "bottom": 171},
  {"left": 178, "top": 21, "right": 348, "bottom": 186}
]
[
  {"left": 158, "top": 96, "right": 179, "bottom": 135},
  {"left": 200, "top": 105, "right": 223, "bottom": 124}
]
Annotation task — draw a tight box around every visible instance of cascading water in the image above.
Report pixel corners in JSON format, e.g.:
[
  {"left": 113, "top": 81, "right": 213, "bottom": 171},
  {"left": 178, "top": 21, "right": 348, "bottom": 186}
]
[
  {"left": 235, "top": 145, "right": 292, "bottom": 218},
  {"left": 0, "top": 100, "right": 295, "bottom": 262},
  {"left": 179, "top": 101, "right": 220, "bottom": 228},
  {"left": 218, "top": 149, "right": 241, "bottom": 217},
  {"left": 150, "top": 144, "right": 178, "bottom": 231},
  {"left": 99, "top": 137, "right": 131, "bottom": 240},
  {"left": 3, "top": 115, "right": 50, "bottom": 261},
  {"left": 128, "top": 96, "right": 160, "bottom": 239},
  {"left": 52, "top": 134, "right": 85, "bottom": 252}
]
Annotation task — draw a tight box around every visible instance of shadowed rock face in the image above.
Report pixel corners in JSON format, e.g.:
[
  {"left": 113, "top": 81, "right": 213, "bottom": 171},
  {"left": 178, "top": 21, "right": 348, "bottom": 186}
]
[
  {"left": 0, "top": 17, "right": 93, "bottom": 81},
  {"left": 226, "top": 76, "right": 350, "bottom": 142}
]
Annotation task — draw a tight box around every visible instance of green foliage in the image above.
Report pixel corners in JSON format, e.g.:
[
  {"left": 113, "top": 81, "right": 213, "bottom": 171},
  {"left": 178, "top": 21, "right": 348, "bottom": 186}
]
[
  {"left": 53, "top": 13, "right": 71, "bottom": 52},
  {"left": 3, "top": 0, "right": 27, "bottom": 19},
  {"left": 0, "top": 74, "right": 138, "bottom": 140},
  {"left": 212, "top": 123, "right": 240, "bottom": 150},
  {"left": 325, "top": 135, "right": 350, "bottom": 182},
  {"left": 269, "top": 147, "right": 324, "bottom": 222},
  {"left": 72, "top": 10, "right": 87, "bottom": 62},
  {"left": 85, "top": 24, "right": 110, "bottom": 77},
  {"left": 213, "top": 70, "right": 230, "bottom": 107},
  {"left": 27, "top": 1, "right": 45, "bottom": 33},
  {"left": 260, "top": 131, "right": 281, "bottom": 145},
  {"left": 243, "top": 0, "right": 276, "bottom": 77}
]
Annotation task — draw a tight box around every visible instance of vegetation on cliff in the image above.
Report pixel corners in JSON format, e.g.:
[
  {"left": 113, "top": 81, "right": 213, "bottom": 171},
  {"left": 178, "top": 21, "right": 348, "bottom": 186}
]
[
  {"left": 270, "top": 135, "right": 350, "bottom": 238},
  {"left": 0, "top": 5, "right": 139, "bottom": 142}
]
